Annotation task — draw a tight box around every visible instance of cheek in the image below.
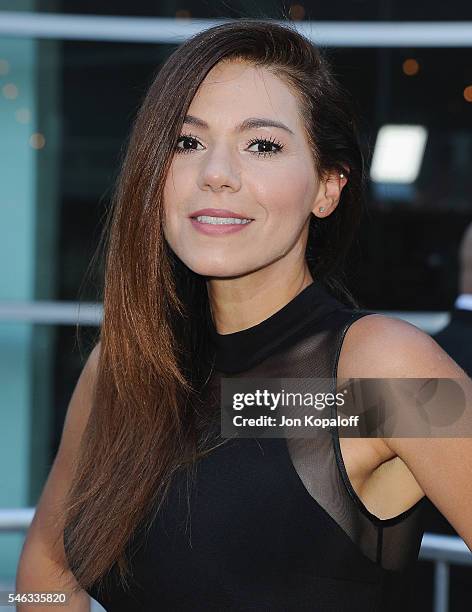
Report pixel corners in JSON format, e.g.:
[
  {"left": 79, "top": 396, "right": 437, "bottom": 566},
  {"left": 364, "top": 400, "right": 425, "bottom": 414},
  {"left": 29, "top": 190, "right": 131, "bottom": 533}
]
[
  {"left": 163, "top": 165, "right": 183, "bottom": 208},
  {"left": 162, "top": 166, "right": 191, "bottom": 238},
  {"left": 255, "top": 164, "right": 313, "bottom": 226}
]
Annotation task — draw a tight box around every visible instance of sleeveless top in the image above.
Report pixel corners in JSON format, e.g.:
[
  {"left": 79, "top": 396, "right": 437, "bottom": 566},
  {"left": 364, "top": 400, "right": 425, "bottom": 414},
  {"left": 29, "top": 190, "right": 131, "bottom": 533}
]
[{"left": 74, "top": 280, "right": 428, "bottom": 611}]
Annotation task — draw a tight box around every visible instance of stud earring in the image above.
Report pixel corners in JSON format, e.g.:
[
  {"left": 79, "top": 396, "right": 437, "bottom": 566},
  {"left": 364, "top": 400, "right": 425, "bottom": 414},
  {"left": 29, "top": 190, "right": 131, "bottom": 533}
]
[
  {"left": 318, "top": 206, "right": 326, "bottom": 213},
  {"left": 340, "top": 173, "right": 345, "bottom": 178}
]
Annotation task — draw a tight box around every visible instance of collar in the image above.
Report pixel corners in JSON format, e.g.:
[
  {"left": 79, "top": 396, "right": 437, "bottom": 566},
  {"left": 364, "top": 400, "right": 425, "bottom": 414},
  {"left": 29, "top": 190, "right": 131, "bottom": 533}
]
[{"left": 208, "top": 280, "right": 345, "bottom": 374}]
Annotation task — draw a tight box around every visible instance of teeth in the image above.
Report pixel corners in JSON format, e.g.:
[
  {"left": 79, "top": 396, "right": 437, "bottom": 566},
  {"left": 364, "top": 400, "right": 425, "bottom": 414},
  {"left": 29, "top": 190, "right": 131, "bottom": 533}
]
[{"left": 194, "top": 215, "right": 252, "bottom": 225}]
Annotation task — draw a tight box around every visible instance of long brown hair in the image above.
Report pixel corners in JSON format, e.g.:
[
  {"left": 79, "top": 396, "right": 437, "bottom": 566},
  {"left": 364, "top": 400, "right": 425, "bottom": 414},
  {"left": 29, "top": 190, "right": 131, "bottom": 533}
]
[{"left": 59, "top": 18, "right": 367, "bottom": 596}]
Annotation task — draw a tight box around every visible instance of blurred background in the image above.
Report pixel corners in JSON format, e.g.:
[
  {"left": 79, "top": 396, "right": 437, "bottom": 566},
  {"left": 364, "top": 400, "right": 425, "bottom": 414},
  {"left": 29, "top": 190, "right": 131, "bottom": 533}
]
[{"left": 1, "top": 1, "right": 471, "bottom": 611}]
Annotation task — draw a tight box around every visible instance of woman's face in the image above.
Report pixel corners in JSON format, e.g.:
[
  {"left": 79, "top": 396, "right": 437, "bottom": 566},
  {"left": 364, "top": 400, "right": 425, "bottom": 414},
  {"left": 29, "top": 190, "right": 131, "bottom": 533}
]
[{"left": 163, "top": 59, "right": 332, "bottom": 279}]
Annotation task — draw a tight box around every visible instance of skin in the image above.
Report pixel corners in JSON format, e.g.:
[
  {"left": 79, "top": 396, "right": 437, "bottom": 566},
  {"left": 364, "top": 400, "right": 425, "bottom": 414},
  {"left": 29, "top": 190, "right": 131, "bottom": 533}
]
[
  {"left": 163, "top": 58, "right": 472, "bottom": 546},
  {"left": 163, "top": 58, "right": 346, "bottom": 334},
  {"left": 459, "top": 222, "right": 472, "bottom": 294}
]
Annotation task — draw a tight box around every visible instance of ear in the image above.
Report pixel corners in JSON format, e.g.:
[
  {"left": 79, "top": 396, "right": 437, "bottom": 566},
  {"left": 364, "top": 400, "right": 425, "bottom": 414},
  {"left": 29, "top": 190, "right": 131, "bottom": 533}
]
[{"left": 312, "top": 169, "right": 349, "bottom": 218}]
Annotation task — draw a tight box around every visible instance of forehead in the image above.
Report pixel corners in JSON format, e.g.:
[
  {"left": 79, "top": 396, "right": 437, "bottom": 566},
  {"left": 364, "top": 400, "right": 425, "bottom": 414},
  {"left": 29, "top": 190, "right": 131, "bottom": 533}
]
[{"left": 188, "top": 59, "right": 302, "bottom": 129}]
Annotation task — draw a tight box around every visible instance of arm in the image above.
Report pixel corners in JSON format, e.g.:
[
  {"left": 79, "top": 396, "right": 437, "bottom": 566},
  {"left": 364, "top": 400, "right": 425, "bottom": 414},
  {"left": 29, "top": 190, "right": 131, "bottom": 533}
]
[
  {"left": 16, "top": 343, "right": 101, "bottom": 611},
  {"left": 338, "top": 314, "right": 472, "bottom": 550}
]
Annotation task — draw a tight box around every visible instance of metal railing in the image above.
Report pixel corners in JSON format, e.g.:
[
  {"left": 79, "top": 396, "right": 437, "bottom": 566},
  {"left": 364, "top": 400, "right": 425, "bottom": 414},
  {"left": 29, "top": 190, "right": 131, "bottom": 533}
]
[
  {"left": 419, "top": 533, "right": 472, "bottom": 612},
  {"left": 1, "top": 508, "right": 470, "bottom": 612},
  {"left": 0, "top": 301, "right": 102, "bottom": 326},
  {"left": 0, "top": 300, "right": 451, "bottom": 335},
  {"left": 0, "top": 509, "right": 102, "bottom": 610},
  {"left": 1, "top": 12, "right": 472, "bottom": 47}
]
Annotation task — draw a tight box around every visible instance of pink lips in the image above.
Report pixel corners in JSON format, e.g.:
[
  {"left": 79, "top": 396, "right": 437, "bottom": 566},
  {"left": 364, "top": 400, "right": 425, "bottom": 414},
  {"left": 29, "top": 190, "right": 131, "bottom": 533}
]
[
  {"left": 189, "top": 208, "right": 254, "bottom": 236},
  {"left": 190, "top": 208, "right": 254, "bottom": 220}
]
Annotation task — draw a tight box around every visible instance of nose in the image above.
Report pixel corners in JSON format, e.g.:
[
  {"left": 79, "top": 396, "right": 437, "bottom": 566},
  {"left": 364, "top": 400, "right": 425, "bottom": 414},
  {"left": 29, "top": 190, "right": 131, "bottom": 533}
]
[{"left": 198, "top": 144, "right": 241, "bottom": 192}]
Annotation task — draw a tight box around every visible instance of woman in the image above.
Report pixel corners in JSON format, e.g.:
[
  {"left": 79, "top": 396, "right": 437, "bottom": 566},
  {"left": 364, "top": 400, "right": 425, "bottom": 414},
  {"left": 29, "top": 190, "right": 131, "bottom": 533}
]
[{"left": 17, "top": 18, "right": 472, "bottom": 612}]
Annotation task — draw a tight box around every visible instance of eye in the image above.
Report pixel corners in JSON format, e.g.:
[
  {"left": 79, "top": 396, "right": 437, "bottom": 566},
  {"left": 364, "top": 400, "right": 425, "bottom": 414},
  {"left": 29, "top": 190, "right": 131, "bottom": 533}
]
[
  {"left": 175, "top": 133, "right": 203, "bottom": 154},
  {"left": 174, "top": 133, "right": 285, "bottom": 157},
  {"left": 246, "top": 136, "right": 284, "bottom": 157}
]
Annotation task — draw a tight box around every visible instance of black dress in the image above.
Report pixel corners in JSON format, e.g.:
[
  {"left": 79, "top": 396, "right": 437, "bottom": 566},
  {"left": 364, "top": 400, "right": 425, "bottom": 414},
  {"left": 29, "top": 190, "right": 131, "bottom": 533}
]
[{"left": 78, "top": 280, "right": 428, "bottom": 611}]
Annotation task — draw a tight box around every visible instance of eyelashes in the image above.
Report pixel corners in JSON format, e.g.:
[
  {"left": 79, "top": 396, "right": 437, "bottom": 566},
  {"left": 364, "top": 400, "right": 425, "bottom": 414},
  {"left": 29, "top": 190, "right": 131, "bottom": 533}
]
[
  {"left": 175, "top": 132, "right": 285, "bottom": 158},
  {"left": 245, "top": 135, "right": 285, "bottom": 157}
]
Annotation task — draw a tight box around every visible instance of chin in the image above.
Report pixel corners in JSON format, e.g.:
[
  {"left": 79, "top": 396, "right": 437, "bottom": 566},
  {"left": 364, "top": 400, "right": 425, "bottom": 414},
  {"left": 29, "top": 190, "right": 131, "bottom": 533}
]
[{"left": 184, "top": 257, "right": 252, "bottom": 279}]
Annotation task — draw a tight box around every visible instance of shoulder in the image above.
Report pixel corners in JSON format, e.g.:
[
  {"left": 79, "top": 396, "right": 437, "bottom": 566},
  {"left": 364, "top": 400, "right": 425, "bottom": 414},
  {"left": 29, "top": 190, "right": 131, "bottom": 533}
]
[
  {"left": 86, "top": 341, "right": 102, "bottom": 375},
  {"left": 336, "top": 314, "right": 472, "bottom": 550},
  {"left": 61, "top": 341, "right": 102, "bottom": 450},
  {"left": 338, "top": 312, "right": 467, "bottom": 379}
]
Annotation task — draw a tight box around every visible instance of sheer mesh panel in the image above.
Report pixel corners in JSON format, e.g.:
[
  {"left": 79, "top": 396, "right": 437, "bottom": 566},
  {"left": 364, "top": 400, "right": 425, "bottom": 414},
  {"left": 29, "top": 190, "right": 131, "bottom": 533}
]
[{"left": 213, "top": 309, "right": 426, "bottom": 572}]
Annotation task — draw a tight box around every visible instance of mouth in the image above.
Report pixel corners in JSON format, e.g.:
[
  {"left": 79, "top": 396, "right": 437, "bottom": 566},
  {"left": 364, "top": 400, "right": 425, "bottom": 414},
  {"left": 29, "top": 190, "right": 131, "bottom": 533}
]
[{"left": 191, "top": 215, "right": 254, "bottom": 225}]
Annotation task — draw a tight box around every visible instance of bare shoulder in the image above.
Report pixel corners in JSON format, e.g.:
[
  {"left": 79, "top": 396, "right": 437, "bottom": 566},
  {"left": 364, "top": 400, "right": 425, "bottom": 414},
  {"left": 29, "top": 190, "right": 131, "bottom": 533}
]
[
  {"left": 60, "top": 341, "right": 102, "bottom": 448},
  {"left": 82, "top": 341, "right": 101, "bottom": 382},
  {"left": 335, "top": 314, "right": 472, "bottom": 547},
  {"left": 336, "top": 314, "right": 470, "bottom": 490},
  {"left": 337, "top": 313, "right": 466, "bottom": 379}
]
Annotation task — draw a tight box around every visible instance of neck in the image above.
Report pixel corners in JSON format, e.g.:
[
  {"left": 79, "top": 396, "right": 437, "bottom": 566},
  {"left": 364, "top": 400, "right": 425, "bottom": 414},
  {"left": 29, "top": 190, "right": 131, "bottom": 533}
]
[{"left": 207, "top": 263, "right": 314, "bottom": 335}]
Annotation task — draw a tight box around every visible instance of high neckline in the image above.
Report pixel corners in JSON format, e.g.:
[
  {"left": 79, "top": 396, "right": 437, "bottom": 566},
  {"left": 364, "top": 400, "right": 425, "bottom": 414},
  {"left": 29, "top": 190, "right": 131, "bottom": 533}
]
[{"left": 208, "top": 280, "right": 346, "bottom": 373}]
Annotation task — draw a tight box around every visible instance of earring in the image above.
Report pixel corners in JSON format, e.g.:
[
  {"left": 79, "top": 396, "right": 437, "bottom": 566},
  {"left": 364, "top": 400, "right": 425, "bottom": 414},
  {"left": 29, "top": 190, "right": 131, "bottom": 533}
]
[
  {"left": 340, "top": 173, "right": 345, "bottom": 178},
  {"left": 318, "top": 206, "right": 326, "bottom": 213}
]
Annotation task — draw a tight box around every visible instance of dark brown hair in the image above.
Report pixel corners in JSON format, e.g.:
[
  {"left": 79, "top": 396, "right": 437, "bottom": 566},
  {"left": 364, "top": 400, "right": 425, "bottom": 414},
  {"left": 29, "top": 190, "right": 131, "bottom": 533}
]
[{"left": 59, "top": 18, "right": 366, "bottom": 596}]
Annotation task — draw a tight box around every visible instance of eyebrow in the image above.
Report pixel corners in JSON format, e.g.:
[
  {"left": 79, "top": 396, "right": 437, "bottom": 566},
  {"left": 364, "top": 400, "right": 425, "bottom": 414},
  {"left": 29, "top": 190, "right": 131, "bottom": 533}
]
[{"left": 183, "top": 114, "right": 295, "bottom": 136}]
